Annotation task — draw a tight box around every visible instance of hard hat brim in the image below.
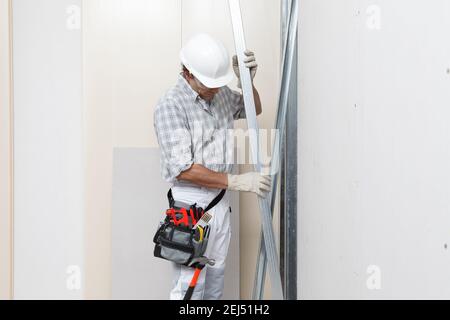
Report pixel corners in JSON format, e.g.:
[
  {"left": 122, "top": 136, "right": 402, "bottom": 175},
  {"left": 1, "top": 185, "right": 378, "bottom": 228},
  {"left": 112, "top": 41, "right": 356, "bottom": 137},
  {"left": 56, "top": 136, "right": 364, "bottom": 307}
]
[{"left": 193, "top": 69, "right": 234, "bottom": 89}]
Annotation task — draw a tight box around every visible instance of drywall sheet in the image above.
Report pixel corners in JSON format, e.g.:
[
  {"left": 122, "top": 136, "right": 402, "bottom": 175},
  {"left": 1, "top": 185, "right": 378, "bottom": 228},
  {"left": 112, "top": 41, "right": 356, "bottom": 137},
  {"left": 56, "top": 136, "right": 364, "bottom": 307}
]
[
  {"left": 12, "top": 0, "right": 84, "bottom": 299},
  {"left": 298, "top": 0, "right": 450, "bottom": 299}
]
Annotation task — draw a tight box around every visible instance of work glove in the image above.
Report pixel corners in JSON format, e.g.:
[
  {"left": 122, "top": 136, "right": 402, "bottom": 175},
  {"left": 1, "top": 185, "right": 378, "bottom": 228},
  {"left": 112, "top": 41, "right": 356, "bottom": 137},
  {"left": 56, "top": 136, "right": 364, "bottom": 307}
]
[
  {"left": 227, "top": 172, "right": 271, "bottom": 197},
  {"left": 232, "top": 50, "right": 258, "bottom": 89}
]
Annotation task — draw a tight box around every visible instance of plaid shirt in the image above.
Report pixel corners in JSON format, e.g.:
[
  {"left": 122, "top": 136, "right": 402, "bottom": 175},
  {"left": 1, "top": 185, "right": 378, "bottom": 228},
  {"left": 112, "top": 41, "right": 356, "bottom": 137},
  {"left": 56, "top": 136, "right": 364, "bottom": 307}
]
[{"left": 154, "top": 75, "right": 246, "bottom": 183}]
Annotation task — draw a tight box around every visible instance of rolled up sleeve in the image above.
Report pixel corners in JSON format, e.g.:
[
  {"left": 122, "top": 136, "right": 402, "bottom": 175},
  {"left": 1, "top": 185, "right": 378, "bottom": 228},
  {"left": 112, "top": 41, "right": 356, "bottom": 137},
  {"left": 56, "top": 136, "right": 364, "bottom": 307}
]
[{"left": 154, "top": 100, "right": 193, "bottom": 182}]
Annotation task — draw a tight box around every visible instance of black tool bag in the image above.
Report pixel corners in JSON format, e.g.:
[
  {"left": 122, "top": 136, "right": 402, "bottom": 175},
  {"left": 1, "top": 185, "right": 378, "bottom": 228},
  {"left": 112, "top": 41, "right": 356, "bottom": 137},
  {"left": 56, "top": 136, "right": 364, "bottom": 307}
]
[{"left": 153, "top": 188, "right": 226, "bottom": 268}]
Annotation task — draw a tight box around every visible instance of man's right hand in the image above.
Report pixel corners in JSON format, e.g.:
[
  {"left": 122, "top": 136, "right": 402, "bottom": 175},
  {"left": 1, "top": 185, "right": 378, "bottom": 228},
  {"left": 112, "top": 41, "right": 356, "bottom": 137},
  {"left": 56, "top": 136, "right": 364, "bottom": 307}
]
[{"left": 227, "top": 172, "right": 271, "bottom": 197}]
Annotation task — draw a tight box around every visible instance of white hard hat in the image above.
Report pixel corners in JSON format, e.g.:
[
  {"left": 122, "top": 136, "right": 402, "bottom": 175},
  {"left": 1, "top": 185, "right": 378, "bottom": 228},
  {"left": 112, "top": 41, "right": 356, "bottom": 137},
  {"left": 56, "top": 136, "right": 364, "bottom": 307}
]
[{"left": 180, "top": 33, "right": 234, "bottom": 88}]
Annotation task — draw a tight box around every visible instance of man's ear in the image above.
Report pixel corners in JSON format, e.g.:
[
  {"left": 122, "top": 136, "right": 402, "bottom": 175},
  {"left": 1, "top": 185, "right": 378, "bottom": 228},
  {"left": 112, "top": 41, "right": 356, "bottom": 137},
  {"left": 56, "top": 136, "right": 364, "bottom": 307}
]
[{"left": 182, "top": 70, "right": 192, "bottom": 80}]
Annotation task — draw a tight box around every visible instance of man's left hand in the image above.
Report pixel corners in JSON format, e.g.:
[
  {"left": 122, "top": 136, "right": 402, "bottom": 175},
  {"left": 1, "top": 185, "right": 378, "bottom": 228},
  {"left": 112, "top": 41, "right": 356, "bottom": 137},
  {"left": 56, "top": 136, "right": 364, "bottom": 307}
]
[{"left": 232, "top": 50, "right": 258, "bottom": 89}]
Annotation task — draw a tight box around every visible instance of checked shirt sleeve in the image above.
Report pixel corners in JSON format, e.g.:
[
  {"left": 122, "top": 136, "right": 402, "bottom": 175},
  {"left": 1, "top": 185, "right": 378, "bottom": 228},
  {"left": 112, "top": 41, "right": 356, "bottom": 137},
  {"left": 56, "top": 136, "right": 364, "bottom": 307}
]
[
  {"left": 154, "top": 100, "right": 193, "bottom": 182},
  {"left": 224, "top": 86, "right": 246, "bottom": 120}
]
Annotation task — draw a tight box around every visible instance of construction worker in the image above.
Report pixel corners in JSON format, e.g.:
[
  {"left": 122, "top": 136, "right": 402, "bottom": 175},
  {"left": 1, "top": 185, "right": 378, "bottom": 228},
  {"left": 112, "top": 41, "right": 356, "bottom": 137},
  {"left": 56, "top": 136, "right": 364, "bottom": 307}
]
[{"left": 154, "top": 33, "right": 271, "bottom": 300}]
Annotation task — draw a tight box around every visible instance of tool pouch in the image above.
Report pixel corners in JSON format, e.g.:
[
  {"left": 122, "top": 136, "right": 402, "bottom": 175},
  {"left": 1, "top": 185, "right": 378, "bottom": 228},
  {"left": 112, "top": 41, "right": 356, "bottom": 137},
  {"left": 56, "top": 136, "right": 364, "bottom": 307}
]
[{"left": 153, "top": 189, "right": 225, "bottom": 268}]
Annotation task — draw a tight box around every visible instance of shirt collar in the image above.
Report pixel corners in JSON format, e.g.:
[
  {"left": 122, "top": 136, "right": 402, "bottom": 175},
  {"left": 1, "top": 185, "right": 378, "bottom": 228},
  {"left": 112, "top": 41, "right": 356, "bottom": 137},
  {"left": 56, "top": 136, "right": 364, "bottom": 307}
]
[
  {"left": 177, "top": 75, "right": 200, "bottom": 102},
  {"left": 177, "top": 75, "right": 216, "bottom": 111}
]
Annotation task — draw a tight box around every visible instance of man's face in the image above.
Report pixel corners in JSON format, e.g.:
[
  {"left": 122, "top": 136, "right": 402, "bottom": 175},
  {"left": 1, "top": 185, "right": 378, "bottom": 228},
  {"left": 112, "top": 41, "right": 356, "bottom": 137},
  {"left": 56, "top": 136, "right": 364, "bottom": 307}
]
[{"left": 190, "top": 77, "right": 221, "bottom": 102}]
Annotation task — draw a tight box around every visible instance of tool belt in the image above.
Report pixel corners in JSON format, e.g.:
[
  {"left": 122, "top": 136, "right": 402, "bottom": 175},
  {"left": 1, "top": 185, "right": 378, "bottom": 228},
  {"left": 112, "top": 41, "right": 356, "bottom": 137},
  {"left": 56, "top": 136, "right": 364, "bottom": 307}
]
[{"left": 153, "top": 188, "right": 226, "bottom": 268}]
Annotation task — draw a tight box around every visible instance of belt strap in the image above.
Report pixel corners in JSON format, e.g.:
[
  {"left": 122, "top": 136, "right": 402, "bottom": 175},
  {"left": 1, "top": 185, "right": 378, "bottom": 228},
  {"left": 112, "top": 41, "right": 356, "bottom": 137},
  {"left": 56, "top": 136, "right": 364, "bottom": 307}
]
[
  {"left": 167, "top": 188, "right": 226, "bottom": 212},
  {"left": 204, "top": 189, "right": 226, "bottom": 212}
]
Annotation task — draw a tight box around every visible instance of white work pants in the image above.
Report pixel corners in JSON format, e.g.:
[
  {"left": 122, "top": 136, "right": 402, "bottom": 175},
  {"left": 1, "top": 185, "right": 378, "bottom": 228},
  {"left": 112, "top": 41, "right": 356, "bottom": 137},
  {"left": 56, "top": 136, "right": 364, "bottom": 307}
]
[{"left": 169, "top": 185, "right": 231, "bottom": 300}]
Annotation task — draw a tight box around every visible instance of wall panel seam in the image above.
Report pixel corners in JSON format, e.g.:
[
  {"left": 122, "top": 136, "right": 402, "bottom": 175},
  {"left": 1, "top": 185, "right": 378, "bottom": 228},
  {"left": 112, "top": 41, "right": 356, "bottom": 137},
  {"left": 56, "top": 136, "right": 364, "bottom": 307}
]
[{"left": 8, "top": 0, "right": 14, "bottom": 300}]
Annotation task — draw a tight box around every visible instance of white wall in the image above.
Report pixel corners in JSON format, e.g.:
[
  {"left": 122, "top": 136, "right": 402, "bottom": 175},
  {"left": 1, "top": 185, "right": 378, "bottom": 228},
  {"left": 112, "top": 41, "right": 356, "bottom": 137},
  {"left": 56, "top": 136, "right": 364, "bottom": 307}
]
[
  {"left": 82, "top": 0, "right": 183, "bottom": 299},
  {"left": 298, "top": 0, "right": 450, "bottom": 299},
  {"left": 0, "top": 0, "right": 13, "bottom": 300},
  {"left": 12, "top": 0, "right": 84, "bottom": 299}
]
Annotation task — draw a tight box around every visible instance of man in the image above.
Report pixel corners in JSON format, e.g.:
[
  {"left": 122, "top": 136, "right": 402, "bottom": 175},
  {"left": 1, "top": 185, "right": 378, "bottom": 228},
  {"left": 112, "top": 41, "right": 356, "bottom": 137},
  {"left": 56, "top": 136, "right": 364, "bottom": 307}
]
[{"left": 154, "top": 33, "right": 271, "bottom": 300}]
